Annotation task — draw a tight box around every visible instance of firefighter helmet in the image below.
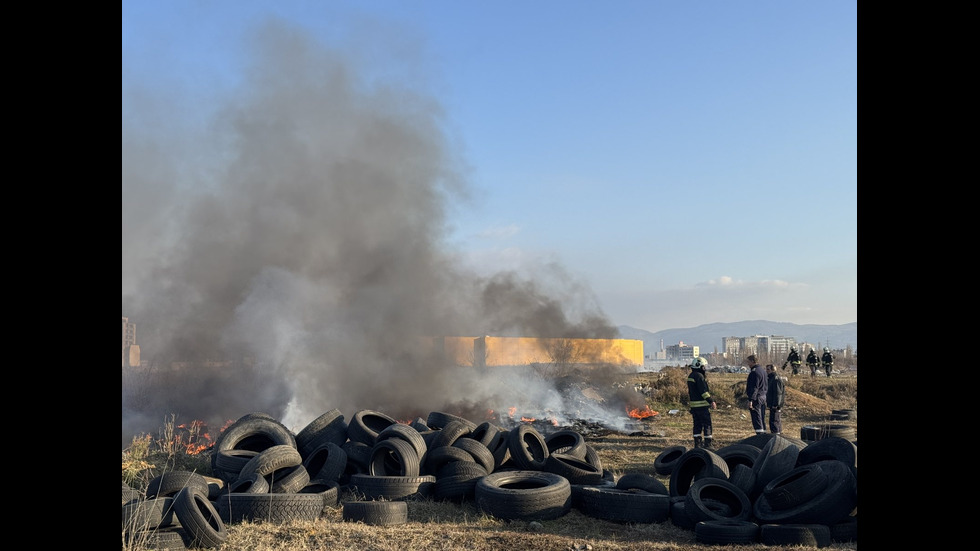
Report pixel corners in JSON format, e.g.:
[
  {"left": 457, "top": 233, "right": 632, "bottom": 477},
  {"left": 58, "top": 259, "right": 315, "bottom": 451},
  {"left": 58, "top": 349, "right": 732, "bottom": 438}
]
[
  {"left": 790, "top": 346, "right": 797, "bottom": 352},
  {"left": 691, "top": 357, "right": 708, "bottom": 370},
  {"left": 823, "top": 347, "right": 830, "bottom": 353}
]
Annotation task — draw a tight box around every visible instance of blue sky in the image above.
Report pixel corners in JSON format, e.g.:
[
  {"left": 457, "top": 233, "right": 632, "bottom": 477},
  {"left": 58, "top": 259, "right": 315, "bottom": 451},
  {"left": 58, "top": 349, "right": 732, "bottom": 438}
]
[{"left": 122, "top": 1, "right": 856, "bottom": 334}]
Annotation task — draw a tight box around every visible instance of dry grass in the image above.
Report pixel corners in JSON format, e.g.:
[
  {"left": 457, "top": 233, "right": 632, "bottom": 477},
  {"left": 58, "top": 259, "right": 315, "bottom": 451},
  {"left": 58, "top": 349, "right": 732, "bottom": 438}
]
[{"left": 122, "top": 370, "right": 858, "bottom": 550}]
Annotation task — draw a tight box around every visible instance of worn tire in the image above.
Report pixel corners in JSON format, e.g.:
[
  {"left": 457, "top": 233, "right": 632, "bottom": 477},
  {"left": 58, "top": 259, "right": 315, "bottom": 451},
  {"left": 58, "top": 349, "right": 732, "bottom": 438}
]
[
  {"left": 684, "top": 478, "right": 752, "bottom": 523},
  {"left": 238, "top": 445, "right": 303, "bottom": 481},
  {"left": 347, "top": 410, "right": 398, "bottom": 446},
  {"left": 796, "top": 436, "right": 857, "bottom": 470},
  {"left": 469, "top": 421, "right": 504, "bottom": 451},
  {"left": 427, "top": 420, "right": 473, "bottom": 451},
  {"left": 223, "top": 472, "right": 269, "bottom": 495},
  {"left": 302, "top": 442, "right": 348, "bottom": 482},
  {"left": 268, "top": 464, "right": 310, "bottom": 494},
  {"left": 214, "top": 450, "right": 260, "bottom": 481},
  {"left": 214, "top": 417, "right": 296, "bottom": 459},
  {"left": 342, "top": 441, "right": 372, "bottom": 469},
  {"left": 298, "top": 480, "right": 340, "bottom": 514},
  {"left": 434, "top": 472, "right": 484, "bottom": 502},
  {"left": 831, "top": 516, "right": 858, "bottom": 542},
  {"left": 762, "top": 463, "right": 829, "bottom": 510},
  {"left": 615, "top": 473, "right": 668, "bottom": 495},
  {"left": 543, "top": 453, "right": 604, "bottom": 485},
  {"left": 507, "top": 424, "right": 550, "bottom": 471},
  {"left": 544, "top": 429, "right": 588, "bottom": 459},
  {"left": 754, "top": 460, "right": 858, "bottom": 525},
  {"left": 348, "top": 473, "right": 436, "bottom": 501},
  {"left": 426, "top": 411, "right": 478, "bottom": 431},
  {"left": 425, "top": 445, "right": 475, "bottom": 474},
  {"left": 452, "top": 437, "right": 496, "bottom": 474},
  {"left": 751, "top": 435, "right": 802, "bottom": 498},
  {"left": 654, "top": 445, "right": 687, "bottom": 476},
  {"left": 123, "top": 526, "right": 188, "bottom": 550},
  {"left": 342, "top": 500, "right": 408, "bottom": 525},
  {"left": 759, "top": 523, "right": 832, "bottom": 547},
  {"left": 475, "top": 470, "right": 571, "bottom": 521},
  {"left": 369, "top": 437, "right": 421, "bottom": 477},
  {"left": 173, "top": 486, "right": 228, "bottom": 548},
  {"left": 694, "top": 520, "right": 760, "bottom": 544},
  {"left": 215, "top": 492, "right": 323, "bottom": 524},
  {"left": 727, "top": 464, "right": 757, "bottom": 497},
  {"left": 578, "top": 486, "right": 671, "bottom": 523},
  {"left": 377, "top": 423, "right": 428, "bottom": 468},
  {"left": 714, "top": 443, "right": 761, "bottom": 472},
  {"left": 146, "top": 471, "right": 211, "bottom": 500},
  {"left": 668, "top": 448, "right": 730, "bottom": 497},
  {"left": 122, "top": 497, "right": 176, "bottom": 532},
  {"left": 295, "top": 409, "right": 347, "bottom": 457}
]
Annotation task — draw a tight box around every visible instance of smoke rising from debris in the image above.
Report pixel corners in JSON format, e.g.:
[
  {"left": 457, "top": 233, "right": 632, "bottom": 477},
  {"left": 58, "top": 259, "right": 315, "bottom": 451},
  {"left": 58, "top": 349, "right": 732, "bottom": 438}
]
[{"left": 121, "top": 19, "right": 622, "bottom": 445}]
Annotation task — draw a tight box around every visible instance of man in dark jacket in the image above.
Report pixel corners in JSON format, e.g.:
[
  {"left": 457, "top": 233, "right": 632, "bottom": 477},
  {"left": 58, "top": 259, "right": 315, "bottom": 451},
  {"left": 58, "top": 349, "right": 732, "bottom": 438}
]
[
  {"left": 822, "top": 347, "right": 835, "bottom": 377},
  {"left": 745, "top": 355, "right": 767, "bottom": 434},
  {"left": 686, "top": 356, "right": 717, "bottom": 449},
  {"left": 783, "top": 346, "right": 802, "bottom": 375},
  {"left": 806, "top": 349, "right": 819, "bottom": 377},
  {"left": 766, "top": 364, "right": 786, "bottom": 434}
]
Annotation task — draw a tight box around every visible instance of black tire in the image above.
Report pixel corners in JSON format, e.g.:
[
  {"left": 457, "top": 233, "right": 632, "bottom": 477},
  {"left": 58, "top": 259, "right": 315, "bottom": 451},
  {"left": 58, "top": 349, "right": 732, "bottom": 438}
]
[
  {"left": 762, "top": 463, "right": 829, "bottom": 510},
  {"left": 507, "top": 424, "right": 550, "bottom": 471},
  {"left": 124, "top": 526, "right": 188, "bottom": 550},
  {"left": 577, "top": 486, "right": 671, "bottom": 523},
  {"left": 751, "top": 435, "right": 802, "bottom": 498},
  {"left": 468, "top": 421, "right": 504, "bottom": 450},
  {"left": 543, "top": 453, "right": 604, "bottom": 485},
  {"left": 298, "top": 480, "right": 340, "bottom": 514},
  {"left": 806, "top": 423, "right": 856, "bottom": 442},
  {"left": 146, "top": 470, "right": 211, "bottom": 500},
  {"left": 684, "top": 478, "right": 753, "bottom": 523},
  {"left": 348, "top": 473, "right": 436, "bottom": 501},
  {"left": 475, "top": 470, "right": 572, "bottom": 521},
  {"left": 347, "top": 409, "right": 398, "bottom": 446},
  {"left": 434, "top": 472, "right": 484, "bottom": 502},
  {"left": 615, "top": 473, "right": 668, "bottom": 495},
  {"left": 223, "top": 472, "right": 269, "bottom": 495},
  {"left": 122, "top": 497, "right": 176, "bottom": 532},
  {"left": 583, "top": 444, "right": 603, "bottom": 473},
  {"left": 727, "top": 464, "right": 757, "bottom": 497},
  {"left": 694, "top": 520, "right": 760, "bottom": 544},
  {"left": 796, "top": 436, "right": 858, "bottom": 469},
  {"left": 753, "top": 460, "right": 858, "bottom": 525},
  {"left": 238, "top": 445, "right": 303, "bottom": 481},
  {"left": 295, "top": 409, "right": 347, "bottom": 457},
  {"left": 342, "top": 441, "right": 372, "bottom": 469},
  {"left": 569, "top": 479, "right": 616, "bottom": 509},
  {"left": 737, "top": 433, "right": 776, "bottom": 449},
  {"left": 377, "top": 423, "right": 428, "bottom": 468},
  {"left": 215, "top": 493, "right": 323, "bottom": 524},
  {"left": 214, "top": 450, "right": 260, "bottom": 481},
  {"left": 342, "top": 500, "right": 408, "bottom": 525},
  {"left": 425, "top": 445, "right": 475, "bottom": 474},
  {"left": 302, "top": 442, "right": 348, "bottom": 482},
  {"left": 759, "top": 523, "right": 832, "bottom": 547},
  {"left": 437, "top": 461, "right": 488, "bottom": 479},
  {"left": 122, "top": 486, "right": 143, "bottom": 506},
  {"left": 172, "top": 486, "right": 228, "bottom": 548},
  {"left": 668, "top": 448, "right": 730, "bottom": 497},
  {"left": 427, "top": 419, "right": 473, "bottom": 450},
  {"left": 452, "top": 437, "right": 496, "bottom": 474},
  {"left": 830, "top": 516, "right": 858, "bottom": 542},
  {"left": 268, "top": 464, "right": 310, "bottom": 494},
  {"left": 426, "top": 410, "right": 478, "bottom": 431},
  {"left": 544, "top": 429, "right": 588, "bottom": 459},
  {"left": 670, "top": 499, "right": 695, "bottom": 529},
  {"left": 832, "top": 408, "right": 857, "bottom": 421},
  {"left": 368, "top": 438, "right": 421, "bottom": 477},
  {"left": 654, "top": 445, "right": 686, "bottom": 476},
  {"left": 714, "top": 443, "right": 761, "bottom": 472},
  {"left": 214, "top": 417, "right": 296, "bottom": 458}
]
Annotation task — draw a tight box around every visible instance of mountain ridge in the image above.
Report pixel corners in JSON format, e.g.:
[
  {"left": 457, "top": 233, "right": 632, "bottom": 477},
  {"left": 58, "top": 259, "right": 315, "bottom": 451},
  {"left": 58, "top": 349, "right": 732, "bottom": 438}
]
[{"left": 617, "top": 320, "right": 857, "bottom": 356}]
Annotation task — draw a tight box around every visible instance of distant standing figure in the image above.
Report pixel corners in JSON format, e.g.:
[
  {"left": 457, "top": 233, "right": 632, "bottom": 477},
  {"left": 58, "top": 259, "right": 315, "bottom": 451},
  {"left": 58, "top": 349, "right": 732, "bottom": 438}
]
[
  {"left": 822, "top": 347, "right": 835, "bottom": 377},
  {"left": 686, "top": 356, "right": 717, "bottom": 449},
  {"left": 744, "top": 355, "right": 768, "bottom": 434},
  {"left": 806, "top": 349, "right": 819, "bottom": 377},
  {"left": 783, "top": 346, "right": 802, "bottom": 375},
  {"left": 766, "top": 364, "right": 785, "bottom": 434}
]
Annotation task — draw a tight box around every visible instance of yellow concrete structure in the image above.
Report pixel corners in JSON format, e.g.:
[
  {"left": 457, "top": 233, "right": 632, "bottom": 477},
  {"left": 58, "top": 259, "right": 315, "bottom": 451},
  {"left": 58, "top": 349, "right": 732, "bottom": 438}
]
[{"left": 423, "top": 336, "right": 643, "bottom": 368}]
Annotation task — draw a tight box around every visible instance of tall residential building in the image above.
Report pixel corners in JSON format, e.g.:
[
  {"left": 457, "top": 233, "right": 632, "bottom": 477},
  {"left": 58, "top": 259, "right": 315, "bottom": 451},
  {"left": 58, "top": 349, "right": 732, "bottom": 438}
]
[{"left": 665, "top": 341, "right": 699, "bottom": 362}]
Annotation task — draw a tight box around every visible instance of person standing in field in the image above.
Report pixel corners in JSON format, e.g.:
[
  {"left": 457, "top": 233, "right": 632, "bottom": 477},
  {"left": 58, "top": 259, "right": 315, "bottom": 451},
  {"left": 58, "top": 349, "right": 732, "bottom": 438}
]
[
  {"left": 745, "top": 355, "right": 768, "bottom": 434},
  {"left": 822, "top": 347, "right": 835, "bottom": 377},
  {"left": 766, "top": 364, "right": 785, "bottom": 434},
  {"left": 806, "top": 348, "right": 819, "bottom": 377},
  {"left": 686, "top": 356, "right": 717, "bottom": 449},
  {"left": 783, "top": 346, "right": 802, "bottom": 375}
]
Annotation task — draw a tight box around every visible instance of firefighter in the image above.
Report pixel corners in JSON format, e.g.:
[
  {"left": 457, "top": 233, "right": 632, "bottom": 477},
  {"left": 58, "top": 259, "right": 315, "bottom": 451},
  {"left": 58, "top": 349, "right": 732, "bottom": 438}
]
[
  {"left": 822, "top": 347, "right": 835, "bottom": 377},
  {"left": 783, "top": 346, "right": 802, "bottom": 375},
  {"left": 686, "top": 356, "right": 717, "bottom": 449},
  {"left": 806, "top": 348, "right": 819, "bottom": 377}
]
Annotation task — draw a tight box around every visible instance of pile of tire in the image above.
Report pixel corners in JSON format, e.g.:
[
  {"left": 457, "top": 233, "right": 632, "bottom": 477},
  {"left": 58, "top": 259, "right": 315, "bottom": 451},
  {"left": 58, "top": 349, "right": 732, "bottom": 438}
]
[
  {"left": 656, "top": 432, "right": 858, "bottom": 547},
  {"left": 122, "top": 408, "right": 857, "bottom": 548}
]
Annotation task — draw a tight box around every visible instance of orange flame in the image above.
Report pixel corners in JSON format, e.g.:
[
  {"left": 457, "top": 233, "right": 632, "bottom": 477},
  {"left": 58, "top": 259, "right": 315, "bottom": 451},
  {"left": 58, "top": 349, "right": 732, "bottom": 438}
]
[
  {"left": 508, "top": 407, "right": 517, "bottom": 417},
  {"left": 627, "top": 405, "right": 659, "bottom": 419}
]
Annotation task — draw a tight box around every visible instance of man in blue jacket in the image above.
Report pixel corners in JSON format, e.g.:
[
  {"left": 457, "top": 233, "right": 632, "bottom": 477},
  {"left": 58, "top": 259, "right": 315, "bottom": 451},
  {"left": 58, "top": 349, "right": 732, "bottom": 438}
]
[{"left": 745, "top": 355, "right": 768, "bottom": 434}]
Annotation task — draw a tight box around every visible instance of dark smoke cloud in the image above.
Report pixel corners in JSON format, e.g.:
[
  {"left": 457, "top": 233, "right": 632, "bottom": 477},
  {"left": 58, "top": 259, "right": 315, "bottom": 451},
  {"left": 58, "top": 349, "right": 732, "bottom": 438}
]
[{"left": 122, "top": 18, "right": 621, "bottom": 446}]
